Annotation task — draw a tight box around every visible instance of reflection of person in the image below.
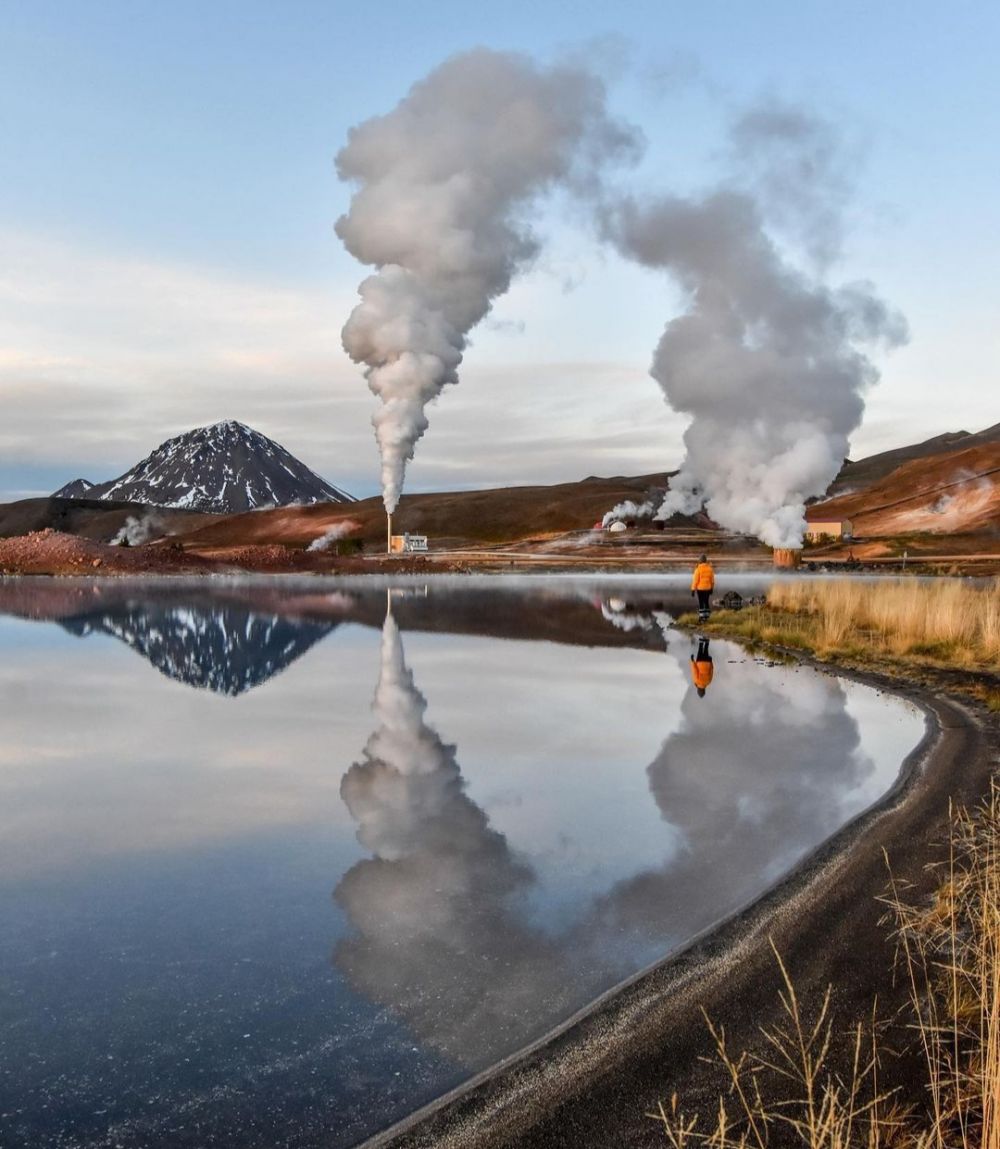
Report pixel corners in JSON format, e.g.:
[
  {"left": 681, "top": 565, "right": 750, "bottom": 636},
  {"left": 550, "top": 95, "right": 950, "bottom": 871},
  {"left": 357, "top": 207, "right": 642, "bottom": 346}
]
[
  {"left": 690, "top": 554, "right": 715, "bottom": 621},
  {"left": 690, "top": 637, "right": 713, "bottom": 698}
]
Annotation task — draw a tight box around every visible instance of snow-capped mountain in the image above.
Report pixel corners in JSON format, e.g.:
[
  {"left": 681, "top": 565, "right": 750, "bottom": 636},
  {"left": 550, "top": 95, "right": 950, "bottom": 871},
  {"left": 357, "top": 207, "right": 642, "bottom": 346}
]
[
  {"left": 54, "top": 420, "right": 354, "bottom": 514},
  {"left": 60, "top": 605, "right": 335, "bottom": 695},
  {"left": 52, "top": 478, "right": 95, "bottom": 498}
]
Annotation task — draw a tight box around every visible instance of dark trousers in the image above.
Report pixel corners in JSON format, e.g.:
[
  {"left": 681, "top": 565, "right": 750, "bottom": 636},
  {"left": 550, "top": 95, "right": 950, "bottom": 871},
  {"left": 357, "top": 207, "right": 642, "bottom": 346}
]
[{"left": 696, "top": 589, "right": 711, "bottom": 614}]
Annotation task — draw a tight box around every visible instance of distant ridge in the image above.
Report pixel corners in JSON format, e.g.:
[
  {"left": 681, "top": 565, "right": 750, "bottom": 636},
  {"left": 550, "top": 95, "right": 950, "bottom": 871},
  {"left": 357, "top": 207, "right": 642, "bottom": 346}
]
[
  {"left": 831, "top": 422, "right": 1000, "bottom": 495},
  {"left": 53, "top": 420, "right": 354, "bottom": 515}
]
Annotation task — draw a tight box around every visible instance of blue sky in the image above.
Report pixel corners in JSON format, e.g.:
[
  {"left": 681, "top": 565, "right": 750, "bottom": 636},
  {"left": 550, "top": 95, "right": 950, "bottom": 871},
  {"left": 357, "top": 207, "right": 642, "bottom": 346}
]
[{"left": 1, "top": 0, "right": 997, "bottom": 500}]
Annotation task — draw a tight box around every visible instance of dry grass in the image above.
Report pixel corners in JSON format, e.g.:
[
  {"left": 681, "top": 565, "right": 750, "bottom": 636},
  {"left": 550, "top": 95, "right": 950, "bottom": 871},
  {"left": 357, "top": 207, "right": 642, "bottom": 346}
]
[
  {"left": 651, "top": 787, "right": 1000, "bottom": 1149},
  {"left": 686, "top": 579, "right": 999, "bottom": 684},
  {"left": 766, "top": 578, "right": 1000, "bottom": 665},
  {"left": 649, "top": 944, "right": 899, "bottom": 1148},
  {"left": 882, "top": 783, "right": 1000, "bottom": 1149}
]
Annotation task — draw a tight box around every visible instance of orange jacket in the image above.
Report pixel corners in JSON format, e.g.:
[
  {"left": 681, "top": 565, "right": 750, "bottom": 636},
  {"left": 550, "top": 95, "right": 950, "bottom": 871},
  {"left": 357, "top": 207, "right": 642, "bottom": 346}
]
[
  {"left": 691, "top": 659, "right": 714, "bottom": 690},
  {"left": 691, "top": 562, "right": 715, "bottom": 591}
]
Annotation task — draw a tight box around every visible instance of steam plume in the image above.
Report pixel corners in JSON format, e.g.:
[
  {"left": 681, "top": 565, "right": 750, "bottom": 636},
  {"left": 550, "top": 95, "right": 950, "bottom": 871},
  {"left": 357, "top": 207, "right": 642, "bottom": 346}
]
[
  {"left": 336, "top": 48, "right": 639, "bottom": 513},
  {"left": 111, "top": 512, "right": 166, "bottom": 546},
  {"left": 601, "top": 498, "right": 655, "bottom": 527},
  {"left": 306, "top": 519, "right": 359, "bottom": 552},
  {"left": 603, "top": 102, "right": 908, "bottom": 548}
]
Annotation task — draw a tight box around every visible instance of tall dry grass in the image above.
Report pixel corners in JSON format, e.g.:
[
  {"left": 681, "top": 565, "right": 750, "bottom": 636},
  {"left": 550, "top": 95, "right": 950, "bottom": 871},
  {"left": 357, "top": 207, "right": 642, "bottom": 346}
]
[
  {"left": 650, "top": 946, "right": 899, "bottom": 1149},
  {"left": 651, "top": 787, "right": 1000, "bottom": 1149},
  {"left": 884, "top": 783, "right": 1000, "bottom": 1149},
  {"left": 766, "top": 578, "right": 1000, "bottom": 665}
]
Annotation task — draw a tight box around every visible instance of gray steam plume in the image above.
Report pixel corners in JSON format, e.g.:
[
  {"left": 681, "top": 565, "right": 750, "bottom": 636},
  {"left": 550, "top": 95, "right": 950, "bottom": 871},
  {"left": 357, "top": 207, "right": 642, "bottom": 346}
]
[
  {"left": 336, "top": 48, "right": 640, "bottom": 513},
  {"left": 602, "top": 101, "right": 908, "bottom": 548},
  {"left": 111, "top": 512, "right": 166, "bottom": 546}
]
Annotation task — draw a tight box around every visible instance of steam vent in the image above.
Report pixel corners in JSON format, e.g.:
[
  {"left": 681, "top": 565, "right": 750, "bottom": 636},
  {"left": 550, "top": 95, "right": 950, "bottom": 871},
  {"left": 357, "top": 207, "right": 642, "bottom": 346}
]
[{"left": 772, "top": 548, "right": 803, "bottom": 569}]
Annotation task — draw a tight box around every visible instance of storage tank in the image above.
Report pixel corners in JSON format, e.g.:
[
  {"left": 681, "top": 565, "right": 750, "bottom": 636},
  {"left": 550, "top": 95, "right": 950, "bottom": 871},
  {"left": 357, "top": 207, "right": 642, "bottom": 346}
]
[{"left": 772, "top": 548, "right": 802, "bottom": 569}]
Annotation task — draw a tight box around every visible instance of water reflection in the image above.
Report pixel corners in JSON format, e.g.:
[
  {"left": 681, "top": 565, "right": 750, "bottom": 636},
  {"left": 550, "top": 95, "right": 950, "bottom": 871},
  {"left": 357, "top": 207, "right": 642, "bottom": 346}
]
[
  {"left": 690, "top": 636, "right": 714, "bottom": 697},
  {"left": 335, "top": 608, "right": 579, "bottom": 1066},
  {"left": 334, "top": 598, "right": 884, "bottom": 1071},
  {"left": 61, "top": 605, "right": 334, "bottom": 695},
  {"left": 586, "top": 620, "right": 878, "bottom": 951},
  {"left": 0, "top": 580, "right": 922, "bottom": 1147}
]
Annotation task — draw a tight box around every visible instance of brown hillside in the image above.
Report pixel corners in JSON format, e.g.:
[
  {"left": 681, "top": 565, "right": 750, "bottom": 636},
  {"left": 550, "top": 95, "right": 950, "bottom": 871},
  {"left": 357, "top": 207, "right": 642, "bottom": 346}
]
[
  {"left": 172, "top": 472, "right": 679, "bottom": 550},
  {"left": 811, "top": 442, "right": 1000, "bottom": 536},
  {"left": 0, "top": 497, "right": 216, "bottom": 542},
  {"left": 829, "top": 421, "right": 1000, "bottom": 495}
]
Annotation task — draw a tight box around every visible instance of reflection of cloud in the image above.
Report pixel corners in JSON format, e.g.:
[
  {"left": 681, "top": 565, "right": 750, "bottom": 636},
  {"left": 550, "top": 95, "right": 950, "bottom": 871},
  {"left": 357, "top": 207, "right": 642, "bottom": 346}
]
[
  {"left": 335, "top": 614, "right": 577, "bottom": 1066},
  {"left": 586, "top": 634, "right": 877, "bottom": 947},
  {"left": 334, "top": 618, "right": 887, "bottom": 1071},
  {"left": 0, "top": 620, "right": 363, "bottom": 880}
]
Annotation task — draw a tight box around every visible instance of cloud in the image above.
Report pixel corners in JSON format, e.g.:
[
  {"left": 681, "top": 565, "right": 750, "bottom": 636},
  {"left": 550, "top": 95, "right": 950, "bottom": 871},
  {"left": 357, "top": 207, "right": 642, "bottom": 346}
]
[{"left": 0, "top": 230, "right": 681, "bottom": 500}]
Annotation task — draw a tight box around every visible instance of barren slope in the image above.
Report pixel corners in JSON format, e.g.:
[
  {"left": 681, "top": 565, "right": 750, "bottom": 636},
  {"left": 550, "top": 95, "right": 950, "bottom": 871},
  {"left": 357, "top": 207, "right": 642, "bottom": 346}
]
[
  {"left": 0, "top": 497, "right": 217, "bottom": 542},
  {"left": 812, "top": 442, "right": 1000, "bottom": 535},
  {"left": 172, "top": 473, "right": 681, "bottom": 550}
]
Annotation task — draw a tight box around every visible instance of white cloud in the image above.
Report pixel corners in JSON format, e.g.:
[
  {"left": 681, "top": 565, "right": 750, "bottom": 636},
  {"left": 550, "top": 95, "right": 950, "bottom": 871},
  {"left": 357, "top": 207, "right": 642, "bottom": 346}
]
[{"left": 0, "top": 230, "right": 684, "bottom": 497}]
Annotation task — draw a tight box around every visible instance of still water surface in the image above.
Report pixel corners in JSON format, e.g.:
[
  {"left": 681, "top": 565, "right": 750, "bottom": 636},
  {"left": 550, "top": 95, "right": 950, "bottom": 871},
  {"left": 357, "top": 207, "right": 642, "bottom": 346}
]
[{"left": 0, "top": 576, "right": 924, "bottom": 1148}]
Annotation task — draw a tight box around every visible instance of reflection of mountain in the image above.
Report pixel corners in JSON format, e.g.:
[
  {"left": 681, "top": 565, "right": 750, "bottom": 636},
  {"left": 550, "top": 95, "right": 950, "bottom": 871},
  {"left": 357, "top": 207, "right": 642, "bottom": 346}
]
[
  {"left": 334, "top": 613, "right": 579, "bottom": 1067},
  {"left": 60, "top": 607, "right": 334, "bottom": 695}
]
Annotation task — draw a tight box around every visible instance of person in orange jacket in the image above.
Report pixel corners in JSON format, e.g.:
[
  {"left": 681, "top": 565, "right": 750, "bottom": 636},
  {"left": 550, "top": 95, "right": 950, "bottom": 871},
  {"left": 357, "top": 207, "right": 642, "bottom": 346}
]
[
  {"left": 690, "top": 554, "right": 715, "bottom": 621},
  {"left": 690, "top": 637, "right": 714, "bottom": 697}
]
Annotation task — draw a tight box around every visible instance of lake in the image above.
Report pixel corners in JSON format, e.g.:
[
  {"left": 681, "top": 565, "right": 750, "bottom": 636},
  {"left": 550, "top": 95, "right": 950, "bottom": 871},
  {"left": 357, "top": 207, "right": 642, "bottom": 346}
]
[{"left": 0, "top": 575, "right": 924, "bottom": 1148}]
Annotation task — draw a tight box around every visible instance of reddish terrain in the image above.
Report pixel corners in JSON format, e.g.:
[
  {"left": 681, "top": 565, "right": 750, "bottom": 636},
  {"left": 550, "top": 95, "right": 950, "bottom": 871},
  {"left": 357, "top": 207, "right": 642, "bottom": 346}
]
[{"left": 810, "top": 441, "right": 1000, "bottom": 537}]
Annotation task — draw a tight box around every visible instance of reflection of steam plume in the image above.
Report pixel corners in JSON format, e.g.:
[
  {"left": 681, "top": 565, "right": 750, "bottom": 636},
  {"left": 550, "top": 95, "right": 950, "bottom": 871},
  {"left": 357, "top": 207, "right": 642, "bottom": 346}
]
[
  {"left": 589, "top": 635, "right": 877, "bottom": 948},
  {"left": 335, "top": 612, "right": 573, "bottom": 1065},
  {"left": 336, "top": 49, "right": 639, "bottom": 514},
  {"left": 603, "top": 101, "right": 908, "bottom": 548},
  {"left": 336, "top": 611, "right": 885, "bottom": 1072}
]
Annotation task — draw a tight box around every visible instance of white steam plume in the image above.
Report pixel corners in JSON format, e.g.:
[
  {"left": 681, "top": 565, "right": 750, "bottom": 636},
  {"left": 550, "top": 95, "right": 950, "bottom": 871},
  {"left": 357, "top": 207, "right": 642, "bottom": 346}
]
[
  {"left": 601, "top": 499, "right": 655, "bottom": 527},
  {"left": 306, "top": 519, "right": 359, "bottom": 552},
  {"left": 602, "top": 101, "right": 908, "bottom": 548},
  {"left": 336, "top": 48, "right": 640, "bottom": 513},
  {"left": 111, "top": 512, "right": 165, "bottom": 546}
]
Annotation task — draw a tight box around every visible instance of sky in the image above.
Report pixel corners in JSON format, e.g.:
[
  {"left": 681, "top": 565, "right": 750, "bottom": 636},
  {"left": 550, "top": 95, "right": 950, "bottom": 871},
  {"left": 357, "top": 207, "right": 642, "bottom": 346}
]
[{"left": 0, "top": 0, "right": 997, "bottom": 502}]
